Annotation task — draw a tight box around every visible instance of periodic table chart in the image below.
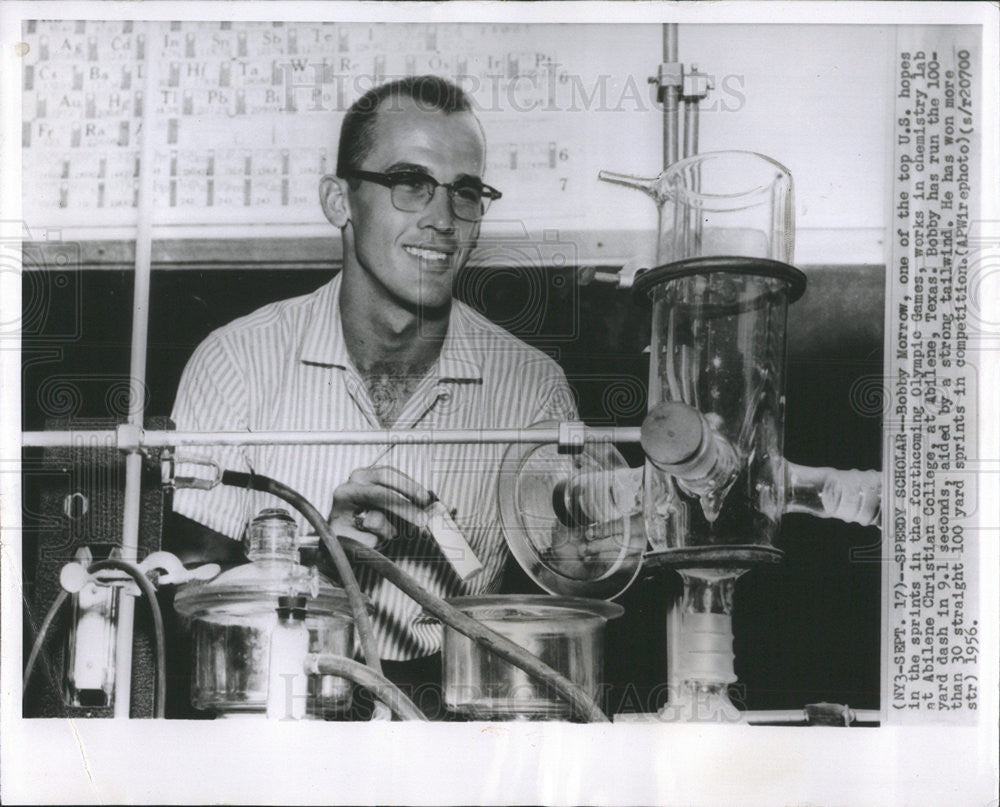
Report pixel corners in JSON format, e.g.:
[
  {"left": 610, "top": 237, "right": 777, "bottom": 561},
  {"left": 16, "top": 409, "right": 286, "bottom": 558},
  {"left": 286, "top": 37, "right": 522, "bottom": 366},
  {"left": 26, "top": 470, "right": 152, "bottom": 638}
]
[{"left": 20, "top": 20, "right": 663, "bottom": 238}]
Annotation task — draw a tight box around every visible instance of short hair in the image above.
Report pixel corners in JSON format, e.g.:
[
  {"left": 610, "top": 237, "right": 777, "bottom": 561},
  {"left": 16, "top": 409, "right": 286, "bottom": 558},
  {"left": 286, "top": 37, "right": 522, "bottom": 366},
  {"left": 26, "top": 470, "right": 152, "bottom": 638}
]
[{"left": 336, "top": 75, "right": 476, "bottom": 176}]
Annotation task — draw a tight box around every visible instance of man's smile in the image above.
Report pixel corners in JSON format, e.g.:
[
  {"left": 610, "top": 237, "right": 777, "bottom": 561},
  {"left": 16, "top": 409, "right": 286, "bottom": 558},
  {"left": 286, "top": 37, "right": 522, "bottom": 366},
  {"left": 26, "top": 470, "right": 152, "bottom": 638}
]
[{"left": 403, "top": 244, "right": 454, "bottom": 262}]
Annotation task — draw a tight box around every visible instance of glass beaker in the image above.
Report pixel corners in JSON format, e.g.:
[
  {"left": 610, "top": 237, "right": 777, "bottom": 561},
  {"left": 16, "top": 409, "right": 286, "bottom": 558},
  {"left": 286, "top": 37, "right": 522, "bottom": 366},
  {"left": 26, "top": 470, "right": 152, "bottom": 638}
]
[{"left": 599, "top": 150, "right": 795, "bottom": 266}]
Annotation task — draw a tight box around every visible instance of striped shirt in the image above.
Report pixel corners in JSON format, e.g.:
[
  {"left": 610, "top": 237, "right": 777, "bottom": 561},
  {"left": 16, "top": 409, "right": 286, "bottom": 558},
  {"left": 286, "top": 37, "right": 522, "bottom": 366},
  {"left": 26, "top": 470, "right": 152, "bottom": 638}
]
[{"left": 170, "top": 272, "right": 577, "bottom": 660}]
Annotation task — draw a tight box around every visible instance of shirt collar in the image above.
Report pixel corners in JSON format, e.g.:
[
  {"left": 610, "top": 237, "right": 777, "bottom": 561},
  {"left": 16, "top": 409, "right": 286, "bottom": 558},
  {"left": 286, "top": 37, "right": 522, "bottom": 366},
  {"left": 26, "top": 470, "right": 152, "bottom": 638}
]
[
  {"left": 297, "top": 273, "right": 483, "bottom": 382},
  {"left": 297, "top": 274, "right": 353, "bottom": 369}
]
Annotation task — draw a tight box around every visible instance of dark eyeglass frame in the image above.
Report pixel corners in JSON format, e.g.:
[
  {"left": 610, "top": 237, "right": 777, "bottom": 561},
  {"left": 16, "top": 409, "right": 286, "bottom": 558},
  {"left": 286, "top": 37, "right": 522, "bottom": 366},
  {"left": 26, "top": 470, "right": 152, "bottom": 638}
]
[{"left": 338, "top": 168, "right": 502, "bottom": 222}]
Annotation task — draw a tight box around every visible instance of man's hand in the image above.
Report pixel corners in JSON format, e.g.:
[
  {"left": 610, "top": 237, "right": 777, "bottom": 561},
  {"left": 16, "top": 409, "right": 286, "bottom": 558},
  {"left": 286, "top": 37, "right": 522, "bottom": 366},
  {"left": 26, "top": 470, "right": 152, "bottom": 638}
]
[{"left": 328, "top": 466, "right": 435, "bottom": 548}]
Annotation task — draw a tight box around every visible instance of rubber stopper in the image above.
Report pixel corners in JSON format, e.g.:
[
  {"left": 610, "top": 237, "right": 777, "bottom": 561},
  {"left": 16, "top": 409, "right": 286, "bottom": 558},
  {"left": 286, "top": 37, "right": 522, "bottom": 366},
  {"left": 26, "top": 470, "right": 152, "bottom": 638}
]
[{"left": 640, "top": 401, "right": 705, "bottom": 468}]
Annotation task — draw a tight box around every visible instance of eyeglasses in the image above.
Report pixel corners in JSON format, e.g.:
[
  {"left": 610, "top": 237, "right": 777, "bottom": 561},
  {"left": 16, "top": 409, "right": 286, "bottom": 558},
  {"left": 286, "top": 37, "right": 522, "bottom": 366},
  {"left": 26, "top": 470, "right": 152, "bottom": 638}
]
[{"left": 338, "top": 168, "right": 502, "bottom": 222}]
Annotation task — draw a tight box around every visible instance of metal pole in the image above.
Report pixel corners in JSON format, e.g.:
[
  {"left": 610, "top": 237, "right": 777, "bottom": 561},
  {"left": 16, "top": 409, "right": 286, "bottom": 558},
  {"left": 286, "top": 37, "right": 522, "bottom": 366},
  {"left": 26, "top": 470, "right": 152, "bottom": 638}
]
[
  {"left": 682, "top": 96, "right": 699, "bottom": 159},
  {"left": 663, "top": 23, "right": 680, "bottom": 168},
  {"left": 112, "top": 23, "right": 159, "bottom": 719},
  {"left": 743, "top": 709, "right": 882, "bottom": 725},
  {"left": 22, "top": 426, "right": 645, "bottom": 449},
  {"left": 662, "top": 19, "right": 683, "bottom": 714}
]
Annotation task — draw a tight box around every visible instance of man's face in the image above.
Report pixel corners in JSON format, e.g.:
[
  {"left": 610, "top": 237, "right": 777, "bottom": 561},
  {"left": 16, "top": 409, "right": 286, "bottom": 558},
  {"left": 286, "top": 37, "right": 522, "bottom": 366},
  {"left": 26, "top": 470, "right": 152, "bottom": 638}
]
[{"left": 344, "top": 98, "right": 486, "bottom": 312}]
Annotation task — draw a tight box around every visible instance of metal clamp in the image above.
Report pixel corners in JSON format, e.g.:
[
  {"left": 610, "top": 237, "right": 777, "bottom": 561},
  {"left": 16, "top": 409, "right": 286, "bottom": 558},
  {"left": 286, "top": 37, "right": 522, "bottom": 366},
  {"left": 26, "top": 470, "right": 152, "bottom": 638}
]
[
  {"left": 681, "top": 64, "right": 714, "bottom": 100},
  {"left": 59, "top": 549, "right": 221, "bottom": 596},
  {"left": 557, "top": 421, "right": 587, "bottom": 454},
  {"left": 60, "top": 555, "right": 140, "bottom": 598},
  {"left": 649, "top": 61, "right": 683, "bottom": 102},
  {"left": 116, "top": 423, "right": 144, "bottom": 452},
  {"left": 649, "top": 63, "right": 714, "bottom": 104},
  {"left": 140, "top": 551, "right": 220, "bottom": 586}
]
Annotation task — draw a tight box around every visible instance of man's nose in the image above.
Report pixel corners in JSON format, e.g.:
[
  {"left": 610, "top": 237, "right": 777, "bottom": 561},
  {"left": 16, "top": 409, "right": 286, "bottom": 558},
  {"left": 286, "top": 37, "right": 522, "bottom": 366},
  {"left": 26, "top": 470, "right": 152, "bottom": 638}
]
[{"left": 418, "top": 185, "right": 456, "bottom": 232}]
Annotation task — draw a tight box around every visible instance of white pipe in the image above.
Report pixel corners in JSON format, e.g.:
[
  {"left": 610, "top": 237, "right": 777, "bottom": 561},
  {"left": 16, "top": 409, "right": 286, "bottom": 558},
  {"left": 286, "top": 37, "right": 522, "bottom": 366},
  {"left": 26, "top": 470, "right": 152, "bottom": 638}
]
[
  {"left": 113, "top": 25, "right": 159, "bottom": 719},
  {"left": 22, "top": 426, "right": 645, "bottom": 449}
]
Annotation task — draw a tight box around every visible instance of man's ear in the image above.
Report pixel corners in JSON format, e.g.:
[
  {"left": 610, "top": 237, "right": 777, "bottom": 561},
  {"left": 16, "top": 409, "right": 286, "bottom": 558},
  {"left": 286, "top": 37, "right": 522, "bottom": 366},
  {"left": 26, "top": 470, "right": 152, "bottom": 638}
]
[{"left": 319, "top": 175, "right": 351, "bottom": 228}]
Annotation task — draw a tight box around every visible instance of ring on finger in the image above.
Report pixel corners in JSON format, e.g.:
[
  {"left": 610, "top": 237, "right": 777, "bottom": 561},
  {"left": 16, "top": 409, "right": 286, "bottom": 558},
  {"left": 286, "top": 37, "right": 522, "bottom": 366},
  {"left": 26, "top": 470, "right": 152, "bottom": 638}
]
[{"left": 353, "top": 509, "right": 369, "bottom": 531}]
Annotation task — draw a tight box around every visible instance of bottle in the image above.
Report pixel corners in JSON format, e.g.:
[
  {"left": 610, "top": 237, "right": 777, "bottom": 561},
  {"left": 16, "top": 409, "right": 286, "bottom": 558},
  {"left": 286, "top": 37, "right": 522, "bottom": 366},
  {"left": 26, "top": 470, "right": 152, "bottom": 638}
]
[{"left": 266, "top": 595, "right": 310, "bottom": 720}]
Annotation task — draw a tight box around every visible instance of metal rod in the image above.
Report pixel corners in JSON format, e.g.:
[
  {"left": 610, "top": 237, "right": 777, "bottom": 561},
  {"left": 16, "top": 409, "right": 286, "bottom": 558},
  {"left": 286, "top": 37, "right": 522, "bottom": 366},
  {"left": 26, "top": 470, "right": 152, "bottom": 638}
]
[
  {"left": 112, "top": 26, "right": 159, "bottom": 719},
  {"left": 743, "top": 709, "right": 881, "bottom": 725},
  {"left": 662, "top": 20, "right": 683, "bottom": 708},
  {"left": 22, "top": 426, "right": 644, "bottom": 449},
  {"left": 663, "top": 23, "right": 680, "bottom": 168},
  {"left": 683, "top": 97, "right": 699, "bottom": 159}
]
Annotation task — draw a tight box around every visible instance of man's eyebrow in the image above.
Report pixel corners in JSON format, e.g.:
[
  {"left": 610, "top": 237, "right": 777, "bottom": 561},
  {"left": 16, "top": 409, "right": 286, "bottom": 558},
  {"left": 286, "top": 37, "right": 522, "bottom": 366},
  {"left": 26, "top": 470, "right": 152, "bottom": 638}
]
[
  {"left": 452, "top": 173, "right": 485, "bottom": 186},
  {"left": 384, "top": 161, "right": 431, "bottom": 174},
  {"left": 383, "top": 162, "right": 485, "bottom": 184}
]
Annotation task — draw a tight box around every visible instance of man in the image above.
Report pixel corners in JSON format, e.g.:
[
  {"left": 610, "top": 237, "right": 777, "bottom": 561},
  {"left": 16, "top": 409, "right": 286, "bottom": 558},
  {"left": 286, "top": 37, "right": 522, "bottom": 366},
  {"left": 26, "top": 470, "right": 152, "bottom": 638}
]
[{"left": 170, "top": 76, "right": 578, "bottom": 677}]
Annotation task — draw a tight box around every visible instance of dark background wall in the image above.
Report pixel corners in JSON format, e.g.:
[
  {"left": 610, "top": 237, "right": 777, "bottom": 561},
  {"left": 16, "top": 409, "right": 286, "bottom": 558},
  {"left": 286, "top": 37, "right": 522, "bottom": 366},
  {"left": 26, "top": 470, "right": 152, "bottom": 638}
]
[{"left": 22, "top": 260, "right": 884, "bottom": 716}]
